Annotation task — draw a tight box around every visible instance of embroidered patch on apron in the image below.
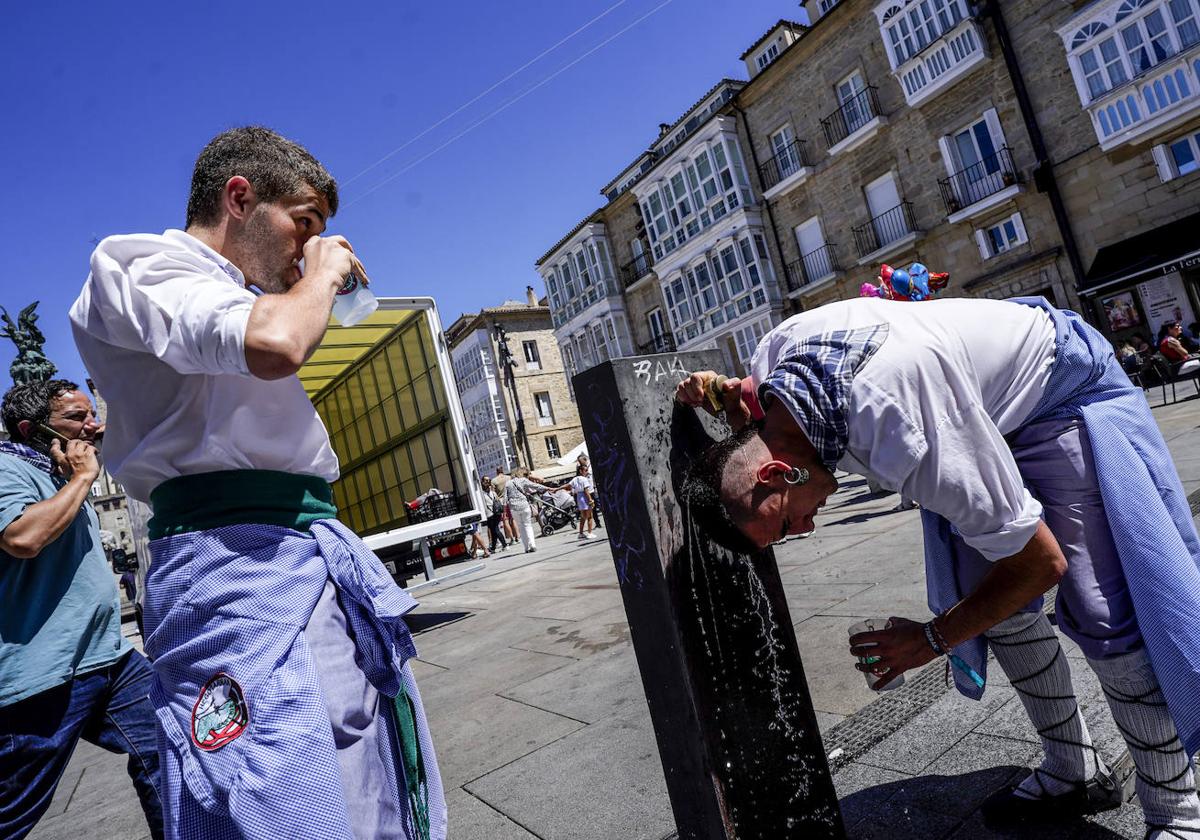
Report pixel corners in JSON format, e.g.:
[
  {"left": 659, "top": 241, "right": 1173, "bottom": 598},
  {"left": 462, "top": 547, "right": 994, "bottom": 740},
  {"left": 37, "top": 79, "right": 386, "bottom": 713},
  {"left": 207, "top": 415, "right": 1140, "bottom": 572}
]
[{"left": 191, "top": 673, "right": 249, "bottom": 751}]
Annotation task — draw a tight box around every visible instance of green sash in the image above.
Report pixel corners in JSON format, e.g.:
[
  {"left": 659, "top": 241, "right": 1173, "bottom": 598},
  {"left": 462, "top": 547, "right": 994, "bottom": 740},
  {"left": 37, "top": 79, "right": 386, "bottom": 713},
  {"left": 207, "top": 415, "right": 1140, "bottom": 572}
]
[{"left": 148, "top": 469, "right": 336, "bottom": 539}]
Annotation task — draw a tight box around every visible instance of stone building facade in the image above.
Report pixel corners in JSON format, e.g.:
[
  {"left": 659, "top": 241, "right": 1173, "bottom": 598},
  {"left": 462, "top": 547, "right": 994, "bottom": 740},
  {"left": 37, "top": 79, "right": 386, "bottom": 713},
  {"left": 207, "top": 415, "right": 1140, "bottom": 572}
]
[
  {"left": 446, "top": 288, "right": 584, "bottom": 480},
  {"left": 1040, "top": 0, "right": 1200, "bottom": 344},
  {"left": 535, "top": 0, "right": 1200, "bottom": 365},
  {"left": 86, "top": 381, "right": 134, "bottom": 559}
]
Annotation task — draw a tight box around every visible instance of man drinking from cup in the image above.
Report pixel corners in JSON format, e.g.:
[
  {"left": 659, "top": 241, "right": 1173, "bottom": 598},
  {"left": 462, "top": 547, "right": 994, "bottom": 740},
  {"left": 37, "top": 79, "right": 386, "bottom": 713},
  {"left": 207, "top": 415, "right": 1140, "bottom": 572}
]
[{"left": 70, "top": 127, "right": 444, "bottom": 840}]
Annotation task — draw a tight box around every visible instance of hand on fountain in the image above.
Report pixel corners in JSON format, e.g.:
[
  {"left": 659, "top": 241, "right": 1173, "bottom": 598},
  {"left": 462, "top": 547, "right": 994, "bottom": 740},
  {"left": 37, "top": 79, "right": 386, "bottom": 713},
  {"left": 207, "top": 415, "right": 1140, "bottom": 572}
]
[{"left": 848, "top": 616, "right": 938, "bottom": 689}]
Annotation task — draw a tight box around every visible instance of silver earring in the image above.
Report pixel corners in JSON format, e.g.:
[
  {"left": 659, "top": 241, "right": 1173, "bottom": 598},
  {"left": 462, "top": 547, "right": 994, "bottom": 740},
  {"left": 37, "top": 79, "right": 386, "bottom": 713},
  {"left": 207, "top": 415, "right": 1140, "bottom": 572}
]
[{"left": 784, "top": 466, "right": 809, "bottom": 486}]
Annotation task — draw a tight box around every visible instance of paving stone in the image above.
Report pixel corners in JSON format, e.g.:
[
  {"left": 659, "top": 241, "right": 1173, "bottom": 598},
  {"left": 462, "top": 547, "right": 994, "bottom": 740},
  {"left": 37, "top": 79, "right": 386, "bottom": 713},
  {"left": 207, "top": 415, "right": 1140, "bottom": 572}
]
[
  {"left": 832, "top": 761, "right": 911, "bottom": 827},
  {"left": 444, "top": 788, "right": 540, "bottom": 840},
  {"left": 792, "top": 614, "right": 902, "bottom": 716},
  {"left": 780, "top": 582, "right": 876, "bottom": 622},
  {"left": 417, "top": 646, "right": 577, "bottom": 710},
  {"left": 858, "top": 685, "right": 1016, "bottom": 775},
  {"left": 817, "top": 573, "right": 930, "bottom": 620},
  {"left": 517, "top": 593, "right": 621, "bottom": 622},
  {"left": 466, "top": 712, "right": 674, "bottom": 840},
  {"left": 905, "top": 733, "right": 1041, "bottom": 818},
  {"left": 500, "top": 642, "right": 647, "bottom": 724},
  {"left": 846, "top": 797, "right": 962, "bottom": 840},
  {"left": 509, "top": 605, "right": 632, "bottom": 659},
  {"left": 426, "top": 693, "right": 584, "bottom": 788}
]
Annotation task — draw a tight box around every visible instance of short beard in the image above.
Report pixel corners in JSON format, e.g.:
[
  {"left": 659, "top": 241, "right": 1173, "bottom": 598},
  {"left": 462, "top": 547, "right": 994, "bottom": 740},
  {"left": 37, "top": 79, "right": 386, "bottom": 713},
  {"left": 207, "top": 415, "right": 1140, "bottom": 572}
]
[{"left": 234, "top": 208, "right": 290, "bottom": 294}]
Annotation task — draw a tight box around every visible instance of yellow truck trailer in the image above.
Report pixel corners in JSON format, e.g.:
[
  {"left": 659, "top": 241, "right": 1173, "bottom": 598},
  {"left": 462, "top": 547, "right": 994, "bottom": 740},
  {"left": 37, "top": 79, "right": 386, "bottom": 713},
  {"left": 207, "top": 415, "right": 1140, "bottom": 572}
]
[{"left": 299, "top": 297, "right": 486, "bottom": 584}]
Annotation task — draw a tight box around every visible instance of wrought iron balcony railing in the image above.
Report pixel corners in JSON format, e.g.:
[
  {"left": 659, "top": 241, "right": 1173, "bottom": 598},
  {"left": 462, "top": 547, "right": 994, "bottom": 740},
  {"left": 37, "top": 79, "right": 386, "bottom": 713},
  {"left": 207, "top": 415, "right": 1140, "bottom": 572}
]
[
  {"left": 784, "top": 244, "right": 843, "bottom": 292},
  {"left": 852, "top": 202, "right": 917, "bottom": 258},
  {"left": 821, "top": 86, "right": 882, "bottom": 149},
  {"left": 938, "top": 146, "right": 1019, "bottom": 214},
  {"left": 621, "top": 253, "right": 653, "bottom": 288},
  {"left": 638, "top": 334, "right": 677, "bottom": 355},
  {"left": 758, "top": 139, "right": 813, "bottom": 191}
]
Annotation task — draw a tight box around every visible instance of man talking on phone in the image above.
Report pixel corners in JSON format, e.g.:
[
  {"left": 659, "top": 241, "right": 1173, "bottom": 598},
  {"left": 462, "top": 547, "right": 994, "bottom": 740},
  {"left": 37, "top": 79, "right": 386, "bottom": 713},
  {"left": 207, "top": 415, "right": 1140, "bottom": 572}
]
[{"left": 0, "top": 379, "right": 163, "bottom": 839}]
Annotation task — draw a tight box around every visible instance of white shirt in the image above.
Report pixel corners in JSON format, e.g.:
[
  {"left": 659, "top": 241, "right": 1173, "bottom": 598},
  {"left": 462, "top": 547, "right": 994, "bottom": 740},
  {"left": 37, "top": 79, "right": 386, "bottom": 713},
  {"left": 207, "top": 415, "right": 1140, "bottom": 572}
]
[
  {"left": 569, "top": 476, "right": 593, "bottom": 498},
  {"left": 69, "top": 230, "right": 339, "bottom": 502},
  {"left": 749, "top": 297, "right": 1057, "bottom": 561}
]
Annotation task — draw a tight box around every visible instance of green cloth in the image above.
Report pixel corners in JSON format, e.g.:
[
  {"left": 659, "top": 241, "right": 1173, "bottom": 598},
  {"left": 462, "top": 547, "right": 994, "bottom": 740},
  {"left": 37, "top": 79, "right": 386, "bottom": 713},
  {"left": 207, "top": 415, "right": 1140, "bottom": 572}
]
[
  {"left": 0, "top": 454, "right": 130, "bottom": 707},
  {"left": 393, "top": 685, "right": 431, "bottom": 840},
  {"left": 148, "top": 470, "right": 336, "bottom": 539}
]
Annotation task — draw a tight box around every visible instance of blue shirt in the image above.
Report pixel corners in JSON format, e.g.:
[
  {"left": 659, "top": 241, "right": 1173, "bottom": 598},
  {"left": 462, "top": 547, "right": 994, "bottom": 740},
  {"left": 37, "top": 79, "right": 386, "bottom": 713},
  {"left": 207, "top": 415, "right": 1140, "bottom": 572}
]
[{"left": 0, "top": 452, "right": 130, "bottom": 707}]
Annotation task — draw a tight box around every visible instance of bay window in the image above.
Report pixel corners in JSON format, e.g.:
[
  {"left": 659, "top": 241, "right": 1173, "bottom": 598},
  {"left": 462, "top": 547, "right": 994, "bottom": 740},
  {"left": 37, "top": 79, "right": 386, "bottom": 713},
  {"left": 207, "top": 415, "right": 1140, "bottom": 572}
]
[
  {"left": 661, "top": 234, "right": 773, "bottom": 346},
  {"left": 639, "top": 134, "right": 754, "bottom": 264}
]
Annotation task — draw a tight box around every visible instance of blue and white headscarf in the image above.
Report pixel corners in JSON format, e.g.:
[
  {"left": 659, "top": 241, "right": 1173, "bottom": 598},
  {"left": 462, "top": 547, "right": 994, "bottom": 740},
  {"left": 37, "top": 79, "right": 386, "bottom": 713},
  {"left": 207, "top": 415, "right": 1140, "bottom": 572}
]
[
  {"left": 757, "top": 324, "right": 889, "bottom": 470},
  {"left": 0, "top": 441, "right": 52, "bottom": 474}
]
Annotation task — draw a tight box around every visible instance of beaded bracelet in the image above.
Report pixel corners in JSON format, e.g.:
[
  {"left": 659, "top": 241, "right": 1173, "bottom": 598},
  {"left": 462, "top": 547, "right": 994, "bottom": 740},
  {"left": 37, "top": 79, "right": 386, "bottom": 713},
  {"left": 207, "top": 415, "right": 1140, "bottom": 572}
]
[
  {"left": 929, "top": 616, "right": 952, "bottom": 653},
  {"left": 922, "top": 620, "right": 945, "bottom": 656}
]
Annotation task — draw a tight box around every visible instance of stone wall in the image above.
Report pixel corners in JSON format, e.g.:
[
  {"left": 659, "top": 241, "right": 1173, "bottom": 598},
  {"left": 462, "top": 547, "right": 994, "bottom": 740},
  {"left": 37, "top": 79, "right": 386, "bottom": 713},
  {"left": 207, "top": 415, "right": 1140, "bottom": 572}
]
[{"left": 735, "top": 0, "right": 1078, "bottom": 311}]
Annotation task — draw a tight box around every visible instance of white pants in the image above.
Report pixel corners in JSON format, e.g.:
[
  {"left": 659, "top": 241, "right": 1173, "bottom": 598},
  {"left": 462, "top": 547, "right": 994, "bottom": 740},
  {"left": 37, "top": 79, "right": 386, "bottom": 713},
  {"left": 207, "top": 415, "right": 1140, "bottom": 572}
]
[{"left": 512, "top": 505, "right": 536, "bottom": 550}]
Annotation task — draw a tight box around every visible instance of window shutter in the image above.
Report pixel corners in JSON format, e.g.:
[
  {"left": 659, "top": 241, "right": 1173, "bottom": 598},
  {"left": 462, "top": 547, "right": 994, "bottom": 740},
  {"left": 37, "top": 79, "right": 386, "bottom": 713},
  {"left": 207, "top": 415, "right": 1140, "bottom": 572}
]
[
  {"left": 975, "top": 229, "right": 991, "bottom": 260},
  {"left": 1152, "top": 144, "right": 1175, "bottom": 182},
  {"left": 937, "top": 135, "right": 958, "bottom": 177},
  {"left": 983, "top": 107, "right": 1007, "bottom": 152},
  {"left": 1010, "top": 212, "right": 1028, "bottom": 245}
]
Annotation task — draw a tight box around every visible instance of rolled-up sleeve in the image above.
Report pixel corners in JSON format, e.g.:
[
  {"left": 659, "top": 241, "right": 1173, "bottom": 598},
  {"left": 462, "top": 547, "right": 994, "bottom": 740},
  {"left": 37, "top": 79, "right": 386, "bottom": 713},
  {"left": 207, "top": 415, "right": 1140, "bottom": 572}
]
[
  {"left": 85, "top": 239, "right": 254, "bottom": 377},
  {"left": 899, "top": 402, "right": 1043, "bottom": 561}
]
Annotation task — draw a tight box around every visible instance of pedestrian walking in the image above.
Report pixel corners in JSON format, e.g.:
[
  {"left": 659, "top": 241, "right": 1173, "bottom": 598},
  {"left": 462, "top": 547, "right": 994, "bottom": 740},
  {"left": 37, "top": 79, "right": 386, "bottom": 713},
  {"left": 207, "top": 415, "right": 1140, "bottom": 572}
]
[
  {"left": 576, "top": 451, "right": 603, "bottom": 528},
  {"left": 678, "top": 295, "right": 1200, "bottom": 839},
  {"left": 0, "top": 380, "right": 163, "bottom": 840},
  {"left": 504, "top": 468, "right": 562, "bottom": 552},
  {"left": 570, "top": 463, "right": 596, "bottom": 540},
  {"left": 481, "top": 477, "right": 507, "bottom": 552},
  {"left": 492, "top": 468, "right": 517, "bottom": 544},
  {"left": 70, "top": 126, "right": 444, "bottom": 840}
]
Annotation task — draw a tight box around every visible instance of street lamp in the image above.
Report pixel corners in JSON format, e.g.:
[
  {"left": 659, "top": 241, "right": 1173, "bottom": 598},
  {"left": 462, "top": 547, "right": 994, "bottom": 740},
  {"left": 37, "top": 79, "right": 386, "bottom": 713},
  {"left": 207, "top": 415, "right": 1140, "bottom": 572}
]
[{"left": 493, "top": 321, "right": 534, "bottom": 469}]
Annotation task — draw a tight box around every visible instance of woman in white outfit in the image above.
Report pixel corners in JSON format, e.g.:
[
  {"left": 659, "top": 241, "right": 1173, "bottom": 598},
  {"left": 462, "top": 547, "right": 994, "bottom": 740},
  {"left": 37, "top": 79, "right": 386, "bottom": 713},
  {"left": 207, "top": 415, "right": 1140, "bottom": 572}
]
[{"left": 504, "top": 468, "right": 563, "bottom": 553}]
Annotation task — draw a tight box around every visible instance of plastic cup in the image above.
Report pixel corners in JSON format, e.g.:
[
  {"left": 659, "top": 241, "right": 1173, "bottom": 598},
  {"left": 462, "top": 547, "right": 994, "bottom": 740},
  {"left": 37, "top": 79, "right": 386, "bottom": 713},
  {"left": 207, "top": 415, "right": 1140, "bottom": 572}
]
[
  {"left": 332, "top": 273, "right": 378, "bottom": 326},
  {"left": 848, "top": 618, "right": 906, "bottom": 692}
]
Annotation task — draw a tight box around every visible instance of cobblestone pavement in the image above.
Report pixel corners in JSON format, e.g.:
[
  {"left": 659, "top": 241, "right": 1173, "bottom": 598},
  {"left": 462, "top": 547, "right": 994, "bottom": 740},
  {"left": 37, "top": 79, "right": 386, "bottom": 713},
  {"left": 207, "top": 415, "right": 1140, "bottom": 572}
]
[{"left": 28, "top": 395, "right": 1200, "bottom": 839}]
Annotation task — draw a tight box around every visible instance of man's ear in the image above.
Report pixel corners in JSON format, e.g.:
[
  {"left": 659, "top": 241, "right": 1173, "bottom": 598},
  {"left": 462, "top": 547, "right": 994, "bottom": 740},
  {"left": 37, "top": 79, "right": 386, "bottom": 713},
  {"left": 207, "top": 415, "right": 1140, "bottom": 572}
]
[
  {"left": 222, "top": 176, "right": 257, "bottom": 222},
  {"left": 755, "top": 460, "right": 792, "bottom": 485},
  {"left": 15, "top": 420, "right": 32, "bottom": 441}
]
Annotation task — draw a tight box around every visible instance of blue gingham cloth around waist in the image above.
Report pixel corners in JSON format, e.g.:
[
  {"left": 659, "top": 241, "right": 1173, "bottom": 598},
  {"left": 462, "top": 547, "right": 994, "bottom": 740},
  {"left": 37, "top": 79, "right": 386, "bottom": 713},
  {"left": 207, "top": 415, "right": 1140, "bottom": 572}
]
[
  {"left": 923, "top": 298, "right": 1200, "bottom": 756},
  {"left": 144, "top": 518, "right": 446, "bottom": 839}
]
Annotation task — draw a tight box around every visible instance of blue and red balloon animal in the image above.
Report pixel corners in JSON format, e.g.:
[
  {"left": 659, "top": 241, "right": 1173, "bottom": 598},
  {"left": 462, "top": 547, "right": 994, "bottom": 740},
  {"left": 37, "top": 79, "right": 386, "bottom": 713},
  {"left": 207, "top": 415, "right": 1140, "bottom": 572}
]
[{"left": 860, "top": 263, "right": 949, "bottom": 302}]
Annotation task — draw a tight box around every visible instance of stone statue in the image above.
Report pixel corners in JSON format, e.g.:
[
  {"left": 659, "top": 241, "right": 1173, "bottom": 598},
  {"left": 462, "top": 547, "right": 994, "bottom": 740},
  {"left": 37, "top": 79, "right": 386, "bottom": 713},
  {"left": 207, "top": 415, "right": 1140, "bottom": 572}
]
[{"left": 1, "top": 302, "right": 58, "bottom": 384}]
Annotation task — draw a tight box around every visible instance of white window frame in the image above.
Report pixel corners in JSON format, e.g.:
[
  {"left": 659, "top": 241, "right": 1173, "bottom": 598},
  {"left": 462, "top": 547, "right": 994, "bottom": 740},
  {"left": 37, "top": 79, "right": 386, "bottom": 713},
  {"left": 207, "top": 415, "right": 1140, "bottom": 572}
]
[
  {"left": 937, "top": 108, "right": 1009, "bottom": 206},
  {"left": 534, "top": 391, "right": 555, "bottom": 427},
  {"left": 756, "top": 42, "right": 780, "bottom": 70},
  {"left": 545, "top": 435, "right": 561, "bottom": 459},
  {"left": 974, "top": 212, "right": 1029, "bottom": 259},
  {"left": 1065, "top": 0, "right": 1200, "bottom": 105},
  {"left": 880, "top": 0, "right": 970, "bottom": 68},
  {"left": 522, "top": 339, "right": 541, "bottom": 370},
  {"left": 769, "top": 124, "right": 801, "bottom": 178},
  {"left": 1154, "top": 127, "right": 1200, "bottom": 179}
]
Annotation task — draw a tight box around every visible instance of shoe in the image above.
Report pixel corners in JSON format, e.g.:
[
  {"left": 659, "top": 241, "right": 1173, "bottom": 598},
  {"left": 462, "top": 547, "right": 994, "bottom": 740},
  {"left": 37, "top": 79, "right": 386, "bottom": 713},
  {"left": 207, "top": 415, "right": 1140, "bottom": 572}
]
[
  {"left": 584, "top": 533, "right": 596, "bottom": 539},
  {"left": 980, "top": 767, "right": 1122, "bottom": 827},
  {"left": 525, "top": 548, "right": 536, "bottom": 553}
]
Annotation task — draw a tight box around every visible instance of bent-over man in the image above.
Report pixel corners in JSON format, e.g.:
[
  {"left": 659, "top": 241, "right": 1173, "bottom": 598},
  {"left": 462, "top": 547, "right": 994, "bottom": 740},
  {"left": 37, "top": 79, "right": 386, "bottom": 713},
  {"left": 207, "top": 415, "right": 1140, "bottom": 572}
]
[{"left": 677, "top": 295, "right": 1200, "bottom": 840}]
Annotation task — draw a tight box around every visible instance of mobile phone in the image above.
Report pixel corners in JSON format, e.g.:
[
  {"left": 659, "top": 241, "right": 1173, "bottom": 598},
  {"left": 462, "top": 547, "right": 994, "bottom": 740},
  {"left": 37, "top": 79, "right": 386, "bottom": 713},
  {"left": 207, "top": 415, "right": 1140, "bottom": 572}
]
[{"left": 28, "top": 422, "right": 71, "bottom": 456}]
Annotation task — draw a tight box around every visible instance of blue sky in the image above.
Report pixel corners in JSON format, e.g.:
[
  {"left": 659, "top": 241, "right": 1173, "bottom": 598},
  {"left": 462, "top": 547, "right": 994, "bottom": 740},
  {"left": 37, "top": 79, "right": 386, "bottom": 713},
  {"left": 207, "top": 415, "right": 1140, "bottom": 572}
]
[{"left": 1, "top": 0, "right": 799, "bottom": 388}]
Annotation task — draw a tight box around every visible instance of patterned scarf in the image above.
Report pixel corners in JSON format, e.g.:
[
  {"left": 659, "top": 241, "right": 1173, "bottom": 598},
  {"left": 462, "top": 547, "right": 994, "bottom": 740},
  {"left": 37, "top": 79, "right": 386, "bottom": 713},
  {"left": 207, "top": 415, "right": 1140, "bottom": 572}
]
[
  {"left": 756, "top": 324, "right": 889, "bottom": 470},
  {"left": 0, "top": 440, "right": 53, "bottom": 474}
]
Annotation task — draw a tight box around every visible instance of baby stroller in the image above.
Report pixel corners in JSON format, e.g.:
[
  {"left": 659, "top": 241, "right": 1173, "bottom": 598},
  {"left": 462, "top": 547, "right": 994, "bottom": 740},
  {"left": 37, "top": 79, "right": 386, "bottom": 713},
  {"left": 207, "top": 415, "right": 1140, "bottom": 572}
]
[{"left": 537, "top": 491, "right": 578, "bottom": 536}]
